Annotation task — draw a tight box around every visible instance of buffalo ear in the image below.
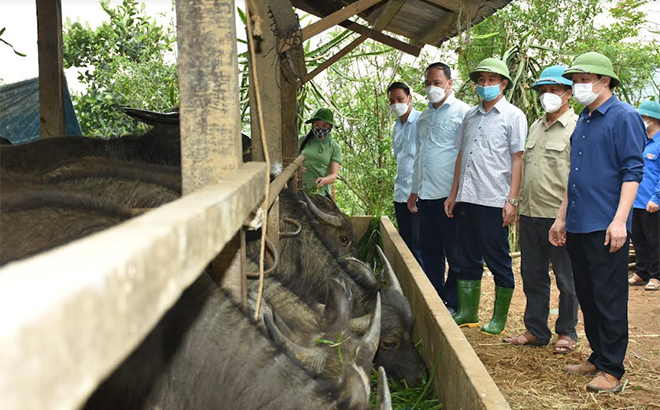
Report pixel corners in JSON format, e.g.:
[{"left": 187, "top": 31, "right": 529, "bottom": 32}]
[{"left": 323, "top": 279, "right": 351, "bottom": 331}]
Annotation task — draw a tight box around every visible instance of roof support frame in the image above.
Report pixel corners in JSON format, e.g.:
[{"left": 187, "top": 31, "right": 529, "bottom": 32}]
[
  {"left": 301, "top": 0, "right": 386, "bottom": 40},
  {"left": 298, "top": 34, "right": 369, "bottom": 87},
  {"left": 372, "top": 0, "right": 407, "bottom": 31},
  {"left": 292, "top": 0, "right": 421, "bottom": 56}
]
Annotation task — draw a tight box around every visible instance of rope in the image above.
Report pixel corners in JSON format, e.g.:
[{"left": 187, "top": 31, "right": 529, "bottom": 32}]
[{"left": 246, "top": 0, "right": 271, "bottom": 321}]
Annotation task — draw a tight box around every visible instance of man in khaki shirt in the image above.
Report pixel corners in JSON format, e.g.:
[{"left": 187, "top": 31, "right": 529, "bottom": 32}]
[{"left": 504, "top": 65, "right": 579, "bottom": 353}]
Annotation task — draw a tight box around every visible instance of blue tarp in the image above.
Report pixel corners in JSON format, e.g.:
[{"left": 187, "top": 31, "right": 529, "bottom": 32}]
[{"left": 0, "top": 75, "right": 82, "bottom": 145}]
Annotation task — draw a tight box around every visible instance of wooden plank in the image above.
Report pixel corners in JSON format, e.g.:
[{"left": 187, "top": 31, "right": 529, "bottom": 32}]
[
  {"left": 0, "top": 162, "right": 268, "bottom": 410},
  {"left": 422, "top": 0, "right": 462, "bottom": 13},
  {"left": 379, "top": 216, "right": 511, "bottom": 410},
  {"left": 413, "top": 11, "right": 456, "bottom": 46},
  {"left": 298, "top": 35, "right": 369, "bottom": 87},
  {"left": 301, "top": 0, "right": 385, "bottom": 40},
  {"left": 372, "top": 0, "right": 406, "bottom": 31},
  {"left": 293, "top": 0, "right": 421, "bottom": 56},
  {"left": 36, "top": 0, "right": 65, "bottom": 138},
  {"left": 176, "top": 0, "right": 242, "bottom": 193},
  {"left": 352, "top": 215, "right": 376, "bottom": 242}
]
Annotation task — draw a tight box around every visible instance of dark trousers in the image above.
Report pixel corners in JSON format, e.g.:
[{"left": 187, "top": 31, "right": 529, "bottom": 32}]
[
  {"left": 418, "top": 198, "right": 459, "bottom": 309},
  {"left": 519, "top": 216, "right": 578, "bottom": 344},
  {"left": 394, "top": 202, "right": 424, "bottom": 269},
  {"left": 631, "top": 208, "right": 660, "bottom": 281},
  {"left": 456, "top": 203, "right": 514, "bottom": 288},
  {"left": 566, "top": 231, "right": 629, "bottom": 380}
]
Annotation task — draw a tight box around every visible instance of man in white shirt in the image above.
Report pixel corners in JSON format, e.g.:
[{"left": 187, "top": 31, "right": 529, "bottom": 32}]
[{"left": 406, "top": 63, "right": 470, "bottom": 311}]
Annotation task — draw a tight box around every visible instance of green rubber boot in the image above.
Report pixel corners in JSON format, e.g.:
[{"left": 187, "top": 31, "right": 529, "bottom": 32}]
[
  {"left": 480, "top": 286, "right": 514, "bottom": 335},
  {"left": 452, "top": 280, "right": 481, "bottom": 327}
]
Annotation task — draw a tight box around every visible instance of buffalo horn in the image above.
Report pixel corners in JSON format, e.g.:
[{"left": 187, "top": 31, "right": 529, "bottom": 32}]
[
  {"left": 361, "top": 293, "right": 381, "bottom": 360},
  {"left": 376, "top": 245, "right": 403, "bottom": 294},
  {"left": 341, "top": 257, "right": 379, "bottom": 290},
  {"left": 302, "top": 191, "right": 342, "bottom": 228},
  {"left": 123, "top": 107, "right": 180, "bottom": 125},
  {"left": 377, "top": 366, "right": 393, "bottom": 410},
  {"left": 263, "top": 310, "right": 326, "bottom": 377},
  {"left": 349, "top": 314, "right": 372, "bottom": 335}
]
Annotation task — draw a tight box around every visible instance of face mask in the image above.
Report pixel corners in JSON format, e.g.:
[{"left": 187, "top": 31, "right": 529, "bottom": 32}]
[
  {"left": 312, "top": 127, "right": 331, "bottom": 140},
  {"left": 425, "top": 85, "right": 446, "bottom": 104},
  {"left": 390, "top": 102, "right": 409, "bottom": 117},
  {"left": 476, "top": 82, "right": 502, "bottom": 101},
  {"left": 572, "top": 78, "right": 603, "bottom": 106},
  {"left": 539, "top": 91, "right": 568, "bottom": 113}
]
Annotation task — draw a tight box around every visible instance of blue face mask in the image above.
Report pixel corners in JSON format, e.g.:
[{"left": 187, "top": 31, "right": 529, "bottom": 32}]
[{"left": 476, "top": 82, "right": 503, "bottom": 101}]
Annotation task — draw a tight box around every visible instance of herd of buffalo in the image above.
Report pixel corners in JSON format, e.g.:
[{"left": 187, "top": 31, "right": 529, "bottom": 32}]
[{"left": 0, "top": 109, "right": 427, "bottom": 409}]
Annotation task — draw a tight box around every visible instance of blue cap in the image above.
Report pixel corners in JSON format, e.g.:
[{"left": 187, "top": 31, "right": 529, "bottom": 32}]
[
  {"left": 638, "top": 100, "right": 660, "bottom": 120},
  {"left": 531, "top": 65, "right": 573, "bottom": 91}
]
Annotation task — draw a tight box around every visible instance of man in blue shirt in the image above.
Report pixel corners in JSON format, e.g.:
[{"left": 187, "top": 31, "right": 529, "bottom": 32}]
[
  {"left": 629, "top": 100, "right": 660, "bottom": 291},
  {"left": 387, "top": 81, "right": 423, "bottom": 266},
  {"left": 406, "top": 62, "right": 470, "bottom": 311},
  {"left": 549, "top": 52, "right": 645, "bottom": 393}
]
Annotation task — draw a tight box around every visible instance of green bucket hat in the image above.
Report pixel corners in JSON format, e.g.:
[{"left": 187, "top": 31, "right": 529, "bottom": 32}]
[
  {"left": 305, "top": 108, "right": 337, "bottom": 127},
  {"left": 638, "top": 100, "right": 660, "bottom": 120},
  {"left": 469, "top": 58, "right": 513, "bottom": 89},
  {"left": 562, "top": 52, "right": 620, "bottom": 88}
]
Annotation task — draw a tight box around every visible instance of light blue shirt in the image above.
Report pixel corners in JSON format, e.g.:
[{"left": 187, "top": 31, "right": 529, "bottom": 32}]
[
  {"left": 393, "top": 108, "right": 421, "bottom": 203},
  {"left": 455, "top": 97, "right": 527, "bottom": 208},
  {"left": 411, "top": 95, "right": 470, "bottom": 200}
]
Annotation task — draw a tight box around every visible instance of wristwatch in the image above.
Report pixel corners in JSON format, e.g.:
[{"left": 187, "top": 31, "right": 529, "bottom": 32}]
[{"left": 505, "top": 198, "right": 519, "bottom": 207}]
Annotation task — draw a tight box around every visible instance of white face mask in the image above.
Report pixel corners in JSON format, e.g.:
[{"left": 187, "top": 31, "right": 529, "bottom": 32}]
[
  {"left": 425, "top": 85, "right": 446, "bottom": 104},
  {"left": 572, "top": 78, "right": 604, "bottom": 106},
  {"left": 390, "top": 102, "right": 409, "bottom": 117},
  {"left": 539, "top": 91, "right": 568, "bottom": 113}
]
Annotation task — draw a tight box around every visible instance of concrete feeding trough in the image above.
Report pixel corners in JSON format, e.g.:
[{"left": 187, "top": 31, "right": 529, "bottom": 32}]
[{"left": 353, "top": 216, "right": 511, "bottom": 410}]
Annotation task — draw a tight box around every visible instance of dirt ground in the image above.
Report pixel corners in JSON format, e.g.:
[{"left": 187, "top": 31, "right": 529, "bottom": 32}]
[{"left": 462, "top": 258, "right": 660, "bottom": 410}]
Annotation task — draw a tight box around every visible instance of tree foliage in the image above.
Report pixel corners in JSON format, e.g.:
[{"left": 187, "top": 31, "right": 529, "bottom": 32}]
[{"left": 63, "top": 0, "right": 178, "bottom": 136}]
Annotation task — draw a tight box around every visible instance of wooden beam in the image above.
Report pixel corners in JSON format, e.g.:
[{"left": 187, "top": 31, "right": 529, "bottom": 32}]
[
  {"left": 268, "top": 154, "right": 305, "bottom": 209},
  {"left": 177, "top": 0, "right": 242, "bottom": 193},
  {"left": 36, "top": 0, "right": 65, "bottom": 138},
  {"left": 292, "top": 0, "right": 421, "bottom": 57},
  {"left": 422, "top": 0, "right": 462, "bottom": 13},
  {"left": 413, "top": 11, "right": 457, "bottom": 46},
  {"left": 301, "top": 0, "right": 386, "bottom": 40},
  {"left": 298, "top": 34, "right": 369, "bottom": 87},
  {"left": 379, "top": 216, "right": 511, "bottom": 410},
  {"left": 372, "top": 0, "right": 406, "bottom": 31},
  {"left": 0, "top": 162, "right": 268, "bottom": 410}
]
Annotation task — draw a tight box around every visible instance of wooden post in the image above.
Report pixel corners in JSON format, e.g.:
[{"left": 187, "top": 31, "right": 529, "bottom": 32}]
[
  {"left": 36, "top": 0, "right": 65, "bottom": 138},
  {"left": 247, "top": 0, "right": 284, "bottom": 249},
  {"left": 176, "top": 0, "right": 245, "bottom": 295}
]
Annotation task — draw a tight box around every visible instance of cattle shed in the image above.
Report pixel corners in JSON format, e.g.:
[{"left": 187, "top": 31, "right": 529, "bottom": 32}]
[{"left": 0, "top": 1, "right": 512, "bottom": 409}]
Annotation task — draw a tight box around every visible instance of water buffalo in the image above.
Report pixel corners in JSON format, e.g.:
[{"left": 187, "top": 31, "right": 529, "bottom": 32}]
[
  {"left": 1, "top": 161, "right": 180, "bottom": 207},
  {"left": 0, "top": 190, "right": 133, "bottom": 265},
  {"left": 0, "top": 108, "right": 252, "bottom": 175},
  {"left": 84, "top": 273, "right": 380, "bottom": 410},
  {"left": 246, "top": 275, "right": 381, "bottom": 387},
  {"left": 247, "top": 193, "right": 427, "bottom": 386}
]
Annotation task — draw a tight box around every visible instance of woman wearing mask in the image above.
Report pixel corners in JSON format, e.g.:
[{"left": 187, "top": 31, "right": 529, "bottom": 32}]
[
  {"left": 299, "top": 108, "right": 342, "bottom": 197},
  {"left": 629, "top": 100, "right": 660, "bottom": 291}
]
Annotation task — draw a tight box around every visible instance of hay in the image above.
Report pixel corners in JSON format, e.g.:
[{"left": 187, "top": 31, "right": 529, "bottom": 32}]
[{"left": 461, "top": 259, "right": 660, "bottom": 409}]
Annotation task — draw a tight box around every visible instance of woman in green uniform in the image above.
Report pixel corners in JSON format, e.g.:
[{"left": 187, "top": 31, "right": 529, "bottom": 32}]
[{"left": 299, "top": 108, "right": 343, "bottom": 197}]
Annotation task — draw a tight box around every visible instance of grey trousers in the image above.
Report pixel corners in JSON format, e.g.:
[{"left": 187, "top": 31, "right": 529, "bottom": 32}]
[{"left": 519, "top": 216, "right": 578, "bottom": 344}]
